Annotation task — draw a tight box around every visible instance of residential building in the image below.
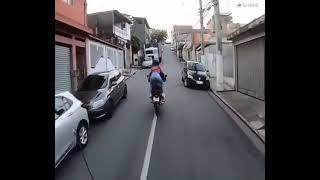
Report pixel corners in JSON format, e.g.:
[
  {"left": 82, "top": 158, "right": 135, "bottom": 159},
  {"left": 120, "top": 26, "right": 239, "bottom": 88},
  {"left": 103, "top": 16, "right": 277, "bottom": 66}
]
[
  {"left": 205, "top": 13, "right": 241, "bottom": 39},
  {"left": 227, "top": 14, "right": 265, "bottom": 100},
  {"left": 122, "top": 14, "right": 151, "bottom": 65},
  {"left": 87, "top": 10, "right": 132, "bottom": 69},
  {"left": 55, "top": 0, "right": 93, "bottom": 93},
  {"left": 133, "top": 17, "right": 151, "bottom": 46},
  {"left": 181, "top": 29, "right": 213, "bottom": 62},
  {"left": 122, "top": 14, "right": 151, "bottom": 46},
  {"left": 171, "top": 25, "right": 193, "bottom": 59}
]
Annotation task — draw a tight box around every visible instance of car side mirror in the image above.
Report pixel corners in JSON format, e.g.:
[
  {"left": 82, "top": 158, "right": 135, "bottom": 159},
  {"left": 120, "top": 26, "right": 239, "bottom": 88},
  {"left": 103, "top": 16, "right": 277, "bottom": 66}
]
[{"left": 56, "top": 109, "right": 64, "bottom": 116}]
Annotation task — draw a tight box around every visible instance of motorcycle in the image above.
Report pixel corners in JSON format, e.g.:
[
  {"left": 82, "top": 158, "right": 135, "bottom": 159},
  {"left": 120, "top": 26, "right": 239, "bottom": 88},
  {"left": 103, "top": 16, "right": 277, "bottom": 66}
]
[{"left": 147, "top": 74, "right": 167, "bottom": 115}]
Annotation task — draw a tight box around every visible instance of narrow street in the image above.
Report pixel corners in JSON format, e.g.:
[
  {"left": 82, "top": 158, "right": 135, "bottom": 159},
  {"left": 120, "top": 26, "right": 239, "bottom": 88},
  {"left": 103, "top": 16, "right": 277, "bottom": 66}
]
[{"left": 55, "top": 45, "right": 265, "bottom": 180}]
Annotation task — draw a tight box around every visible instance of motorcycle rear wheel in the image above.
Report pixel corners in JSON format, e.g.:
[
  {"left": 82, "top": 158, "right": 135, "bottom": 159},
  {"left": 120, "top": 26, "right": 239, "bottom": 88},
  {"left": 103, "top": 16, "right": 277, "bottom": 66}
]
[{"left": 154, "top": 103, "right": 159, "bottom": 115}]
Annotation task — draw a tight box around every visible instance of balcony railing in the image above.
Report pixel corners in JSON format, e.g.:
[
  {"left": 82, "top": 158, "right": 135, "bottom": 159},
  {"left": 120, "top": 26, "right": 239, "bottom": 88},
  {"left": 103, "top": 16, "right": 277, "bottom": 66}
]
[{"left": 114, "top": 25, "right": 130, "bottom": 40}]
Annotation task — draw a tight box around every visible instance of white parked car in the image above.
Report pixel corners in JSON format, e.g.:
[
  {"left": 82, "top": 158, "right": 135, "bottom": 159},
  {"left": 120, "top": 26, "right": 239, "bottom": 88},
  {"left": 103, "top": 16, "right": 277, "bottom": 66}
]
[
  {"left": 55, "top": 91, "right": 90, "bottom": 168},
  {"left": 142, "top": 56, "right": 153, "bottom": 68}
]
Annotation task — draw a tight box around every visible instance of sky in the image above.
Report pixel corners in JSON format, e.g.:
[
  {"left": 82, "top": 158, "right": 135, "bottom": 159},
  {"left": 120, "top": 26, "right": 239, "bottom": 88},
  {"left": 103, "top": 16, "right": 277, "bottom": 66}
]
[{"left": 87, "top": 0, "right": 265, "bottom": 40}]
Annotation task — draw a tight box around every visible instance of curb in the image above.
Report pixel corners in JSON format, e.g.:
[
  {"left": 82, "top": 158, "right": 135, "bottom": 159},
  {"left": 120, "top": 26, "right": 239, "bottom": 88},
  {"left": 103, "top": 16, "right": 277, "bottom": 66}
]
[{"left": 208, "top": 89, "right": 265, "bottom": 156}]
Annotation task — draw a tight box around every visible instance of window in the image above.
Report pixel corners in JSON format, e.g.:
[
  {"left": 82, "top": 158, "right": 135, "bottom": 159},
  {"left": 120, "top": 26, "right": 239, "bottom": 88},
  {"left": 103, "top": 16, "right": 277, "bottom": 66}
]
[
  {"left": 188, "top": 63, "right": 206, "bottom": 72},
  {"left": 78, "top": 75, "right": 108, "bottom": 91},
  {"left": 109, "top": 73, "right": 120, "bottom": 89},
  {"left": 187, "top": 62, "right": 194, "bottom": 70},
  {"left": 55, "top": 96, "right": 72, "bottom": 120},
  {"left": 63, "top": 0, "right": 74, "bottom": 5},
  {"left": 55, "top": 97, "right": 65, "bottom": 114},
  {"left": 114, "top": 71, "right": 122, "bottom": 82},
  {"left": 62, "top": 97, "right": 73, "bottom": 110},
  {"left": 146, "top": 50, "right": 153, "bottom": 54},
  {"left": 90, "top": 44, "right": 104, "bottom": 68}
]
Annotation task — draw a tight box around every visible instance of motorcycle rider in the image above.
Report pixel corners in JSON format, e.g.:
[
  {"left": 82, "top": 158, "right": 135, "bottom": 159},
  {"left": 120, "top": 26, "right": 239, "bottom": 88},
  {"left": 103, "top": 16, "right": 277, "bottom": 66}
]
[{"left": 148, "top": 58, "right": 166, "bottom": 101}]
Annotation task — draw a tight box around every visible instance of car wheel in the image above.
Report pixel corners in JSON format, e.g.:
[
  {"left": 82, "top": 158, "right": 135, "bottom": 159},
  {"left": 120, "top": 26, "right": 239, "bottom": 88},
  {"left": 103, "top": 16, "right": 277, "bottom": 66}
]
[
  {"left": 122, "top": 85, "right": 127, "bottom": 99},
  {"left": 76, "top": 121, "right": 88, "bottom": 150}
]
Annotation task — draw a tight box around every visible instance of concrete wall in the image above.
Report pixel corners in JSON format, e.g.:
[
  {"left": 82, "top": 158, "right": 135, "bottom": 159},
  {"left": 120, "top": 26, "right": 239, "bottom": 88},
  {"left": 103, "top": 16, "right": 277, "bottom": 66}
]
[
  {"left": 204, "top": 43, "right": 234, "bottom": 77},
  {"left": 222, "top": 43, "right": 234, "bottom": 77},
  {"left": 56, "top": 0, "right": 86, "bottom": 26},
  {"left": 132, "top": 24, "right": 147, "bottom": 46}
]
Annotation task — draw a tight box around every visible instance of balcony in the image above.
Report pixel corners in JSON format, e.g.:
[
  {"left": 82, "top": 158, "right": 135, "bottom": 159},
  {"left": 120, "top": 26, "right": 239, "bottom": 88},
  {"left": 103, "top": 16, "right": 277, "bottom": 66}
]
[{"left": 114, "top": 23, "right": 130, "bottom": 40}]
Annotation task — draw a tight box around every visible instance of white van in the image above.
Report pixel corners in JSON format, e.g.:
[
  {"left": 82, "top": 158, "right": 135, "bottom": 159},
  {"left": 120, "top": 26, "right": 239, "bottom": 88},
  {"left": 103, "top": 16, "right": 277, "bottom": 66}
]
[{"left": 142, "top": 47, "right": 159, "bottom": 68}]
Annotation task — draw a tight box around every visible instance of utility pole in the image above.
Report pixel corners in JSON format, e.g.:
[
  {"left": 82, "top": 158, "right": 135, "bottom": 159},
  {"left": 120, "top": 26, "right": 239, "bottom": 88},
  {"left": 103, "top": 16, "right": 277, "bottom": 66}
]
[
  {"left": 199, "top": 0, "right": 205, "bottom": 57},
  {"left": 212, "top": 0, "right": 223, "bottom": 90}
]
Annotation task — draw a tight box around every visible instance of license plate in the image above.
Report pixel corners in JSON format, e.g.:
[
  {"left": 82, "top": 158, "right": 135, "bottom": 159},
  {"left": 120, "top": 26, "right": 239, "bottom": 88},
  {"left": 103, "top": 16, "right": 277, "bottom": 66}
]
[
  {"left": 196, "top": 81, "right": 203, "bottom": 84},
  {"left": 153, "top": 97, "right": 160, "bottom": 102}
]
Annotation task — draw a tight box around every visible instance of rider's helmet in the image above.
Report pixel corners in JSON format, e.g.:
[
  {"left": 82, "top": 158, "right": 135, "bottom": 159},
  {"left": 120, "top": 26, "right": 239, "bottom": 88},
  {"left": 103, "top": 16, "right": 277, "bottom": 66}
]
[{"left": 152, "top": 59, "right": 160, "bottom": 66}]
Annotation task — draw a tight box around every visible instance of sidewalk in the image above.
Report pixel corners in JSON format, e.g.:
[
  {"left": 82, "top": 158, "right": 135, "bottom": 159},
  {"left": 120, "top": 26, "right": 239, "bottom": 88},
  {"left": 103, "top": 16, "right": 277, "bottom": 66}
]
[
  {"left": 209, "top": 89, "right": 265, "bottom": 142},
  {"left": 219, "top": 91, "right": 265, "bottom": 139}
]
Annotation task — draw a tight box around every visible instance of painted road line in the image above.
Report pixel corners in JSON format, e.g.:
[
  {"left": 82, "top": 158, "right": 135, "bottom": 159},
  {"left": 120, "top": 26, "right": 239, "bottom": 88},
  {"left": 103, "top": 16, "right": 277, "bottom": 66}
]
[{"left": 140, "top": 114, "right": 157, "bottom": 180}]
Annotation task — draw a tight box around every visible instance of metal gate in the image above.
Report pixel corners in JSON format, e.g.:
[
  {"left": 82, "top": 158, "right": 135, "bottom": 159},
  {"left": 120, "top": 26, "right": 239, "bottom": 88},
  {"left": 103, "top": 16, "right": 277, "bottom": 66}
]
[
  {"left": 55, "top": 45, "right": 72, "bottom": 93},
  {"left": 236, "top": 37, "right": 265, "bottom": 100}
]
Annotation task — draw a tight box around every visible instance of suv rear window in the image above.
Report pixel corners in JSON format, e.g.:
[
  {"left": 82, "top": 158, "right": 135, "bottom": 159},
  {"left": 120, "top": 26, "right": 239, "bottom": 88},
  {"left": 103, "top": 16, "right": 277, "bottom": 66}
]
[{"left": 146, "top": 50, "right": 153, "bottom": 54}]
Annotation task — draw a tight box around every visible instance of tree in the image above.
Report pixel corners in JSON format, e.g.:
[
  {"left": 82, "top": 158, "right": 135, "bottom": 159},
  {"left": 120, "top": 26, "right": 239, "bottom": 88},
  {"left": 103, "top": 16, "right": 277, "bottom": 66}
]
[
  {"left": 150, "top": 29, "right": 168, "bottom": 43},
  {"left": 131, "top": 35, "right": 141, "bottom": 54}
]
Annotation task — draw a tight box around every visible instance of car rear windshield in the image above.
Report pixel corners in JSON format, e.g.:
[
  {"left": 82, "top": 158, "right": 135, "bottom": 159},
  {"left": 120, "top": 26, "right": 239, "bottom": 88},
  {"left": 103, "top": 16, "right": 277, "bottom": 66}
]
[
  {"left": 188, "top": 63, "right": 206, "bottom": 72},
  {"left": 78, "top": 75, "right": 107, "bottom": 91},
  {"left": 146, "top": 50, "right": 153, "bottom": 54}
]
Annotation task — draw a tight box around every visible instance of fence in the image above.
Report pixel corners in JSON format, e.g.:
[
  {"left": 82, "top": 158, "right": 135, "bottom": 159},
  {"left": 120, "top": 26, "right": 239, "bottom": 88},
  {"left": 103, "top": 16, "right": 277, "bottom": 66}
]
[{"left": 87, "top": 39, "right": 124, "bottom": 75}]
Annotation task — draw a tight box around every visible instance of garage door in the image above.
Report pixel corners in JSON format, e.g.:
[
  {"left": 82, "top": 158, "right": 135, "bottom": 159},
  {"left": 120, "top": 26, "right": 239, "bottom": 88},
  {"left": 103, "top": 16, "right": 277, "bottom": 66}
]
[
  {"left": 236, "top": 37, "right": 265, "bottom": 100},
  {"left": 55, "top": 45, "right": 72, "bottom": 93}
]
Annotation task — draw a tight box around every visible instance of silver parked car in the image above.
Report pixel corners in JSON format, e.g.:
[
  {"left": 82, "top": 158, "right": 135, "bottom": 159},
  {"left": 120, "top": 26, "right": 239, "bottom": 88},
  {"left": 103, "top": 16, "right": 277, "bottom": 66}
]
[{"left": 55, "top": 91, "right": 90, "bottom": 168}]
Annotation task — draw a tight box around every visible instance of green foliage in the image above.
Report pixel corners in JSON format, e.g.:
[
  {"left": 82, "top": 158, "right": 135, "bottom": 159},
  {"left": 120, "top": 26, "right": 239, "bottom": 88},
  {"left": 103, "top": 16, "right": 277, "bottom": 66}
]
[
  {"left": 131, "top": 35, "right": 141, "bottom": 53},
  {"left": 150, "top": 29, "right": 168, "bottom": 43}
]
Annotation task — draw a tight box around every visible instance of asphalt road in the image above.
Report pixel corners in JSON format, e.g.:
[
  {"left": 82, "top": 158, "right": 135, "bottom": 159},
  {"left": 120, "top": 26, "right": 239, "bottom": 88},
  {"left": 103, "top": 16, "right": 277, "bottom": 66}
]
[{"left": 55, "top": 45, "right": 265, "bottom": 180}]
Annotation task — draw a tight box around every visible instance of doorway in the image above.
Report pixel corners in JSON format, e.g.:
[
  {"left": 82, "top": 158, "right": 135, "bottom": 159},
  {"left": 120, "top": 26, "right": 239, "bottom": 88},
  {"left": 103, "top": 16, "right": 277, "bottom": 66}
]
[{"left": 76, "top": 46, "right": 86, "bottom": 88}]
